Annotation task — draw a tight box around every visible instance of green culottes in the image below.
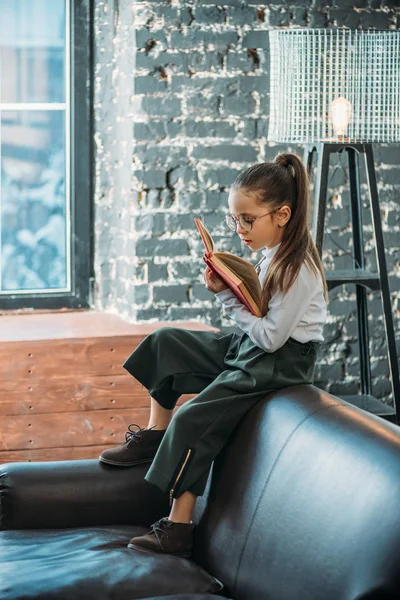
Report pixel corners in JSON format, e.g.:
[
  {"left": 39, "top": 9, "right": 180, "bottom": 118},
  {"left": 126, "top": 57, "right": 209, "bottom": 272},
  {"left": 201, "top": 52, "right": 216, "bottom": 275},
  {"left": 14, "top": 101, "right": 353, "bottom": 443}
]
[{"left": 122, "top": 327, "right": 321, "bottom": 505}]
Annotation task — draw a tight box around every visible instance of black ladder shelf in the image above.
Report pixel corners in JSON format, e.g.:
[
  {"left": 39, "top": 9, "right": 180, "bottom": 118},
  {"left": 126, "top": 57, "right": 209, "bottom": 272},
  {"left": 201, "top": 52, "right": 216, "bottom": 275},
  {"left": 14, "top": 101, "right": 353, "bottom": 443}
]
[{"left": 304, "top": 142, "right": 400, "bottom": 425}]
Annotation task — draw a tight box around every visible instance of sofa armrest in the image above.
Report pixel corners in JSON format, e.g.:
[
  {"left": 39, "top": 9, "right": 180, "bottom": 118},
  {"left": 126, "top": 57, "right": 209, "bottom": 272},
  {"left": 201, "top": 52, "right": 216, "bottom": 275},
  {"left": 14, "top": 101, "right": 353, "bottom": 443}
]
[{"left": 0, "top": 459, "right": 169, "bottom": 530}]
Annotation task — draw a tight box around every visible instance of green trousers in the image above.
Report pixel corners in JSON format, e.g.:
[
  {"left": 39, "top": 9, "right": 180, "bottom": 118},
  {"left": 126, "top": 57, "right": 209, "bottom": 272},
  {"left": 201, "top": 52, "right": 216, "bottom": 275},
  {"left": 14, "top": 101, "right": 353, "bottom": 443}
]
[{"left": 123, "top": 327, "right": 321, "bottom": 505}]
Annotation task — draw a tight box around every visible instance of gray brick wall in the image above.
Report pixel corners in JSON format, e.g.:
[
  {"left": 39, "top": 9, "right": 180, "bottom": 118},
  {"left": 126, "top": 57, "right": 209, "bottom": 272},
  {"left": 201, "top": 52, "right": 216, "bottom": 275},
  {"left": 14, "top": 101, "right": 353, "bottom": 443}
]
[{"left": 94, "top": 0, "right": 400, "bottom": 405}]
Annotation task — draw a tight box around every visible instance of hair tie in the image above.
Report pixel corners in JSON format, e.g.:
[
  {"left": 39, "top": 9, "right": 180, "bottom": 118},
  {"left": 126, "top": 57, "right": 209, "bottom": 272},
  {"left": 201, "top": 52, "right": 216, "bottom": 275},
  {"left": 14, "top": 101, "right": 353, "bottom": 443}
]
[{"left": 276, "top": 155, "right": 295, "bottom": 177}]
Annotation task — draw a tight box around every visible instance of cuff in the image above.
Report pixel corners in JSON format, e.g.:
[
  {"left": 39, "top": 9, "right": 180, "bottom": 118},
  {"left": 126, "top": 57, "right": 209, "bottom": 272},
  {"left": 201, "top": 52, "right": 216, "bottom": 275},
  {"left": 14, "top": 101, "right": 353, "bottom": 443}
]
[{"left": 214, "top": 288, "right": 237, "bottom": 303}]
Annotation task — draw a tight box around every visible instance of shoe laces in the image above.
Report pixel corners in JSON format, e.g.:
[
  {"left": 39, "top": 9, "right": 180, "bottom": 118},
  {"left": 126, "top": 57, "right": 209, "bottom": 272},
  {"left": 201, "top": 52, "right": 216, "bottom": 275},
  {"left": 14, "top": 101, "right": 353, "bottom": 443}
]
[
  {"left": 149, "top": 517, "right": 172, "bottom": 549},
  {"left": 124, "top": 423, "right": 156, "bottom": 445}
]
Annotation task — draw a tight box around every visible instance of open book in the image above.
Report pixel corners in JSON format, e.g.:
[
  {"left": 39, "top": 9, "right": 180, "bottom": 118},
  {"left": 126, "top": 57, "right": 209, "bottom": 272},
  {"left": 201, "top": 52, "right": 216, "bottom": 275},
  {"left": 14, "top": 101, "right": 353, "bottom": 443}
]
[{"left": 194, "top": 217, "right": 263, "bottom": 317}]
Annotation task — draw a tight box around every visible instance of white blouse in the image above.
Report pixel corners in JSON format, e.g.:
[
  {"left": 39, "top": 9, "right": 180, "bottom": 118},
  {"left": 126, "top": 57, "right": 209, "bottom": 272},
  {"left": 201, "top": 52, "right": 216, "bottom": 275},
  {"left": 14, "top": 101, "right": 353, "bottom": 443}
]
[{"left": 214, "top": 242, "right": 327, "bottom": 353}]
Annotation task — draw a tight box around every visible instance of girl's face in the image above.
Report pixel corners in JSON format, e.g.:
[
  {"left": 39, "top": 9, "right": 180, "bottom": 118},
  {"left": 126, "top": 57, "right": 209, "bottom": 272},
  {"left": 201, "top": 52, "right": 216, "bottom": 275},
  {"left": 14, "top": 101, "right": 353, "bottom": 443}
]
[{"left": 228, "top": 188, "right": 290, "bottom": 252}]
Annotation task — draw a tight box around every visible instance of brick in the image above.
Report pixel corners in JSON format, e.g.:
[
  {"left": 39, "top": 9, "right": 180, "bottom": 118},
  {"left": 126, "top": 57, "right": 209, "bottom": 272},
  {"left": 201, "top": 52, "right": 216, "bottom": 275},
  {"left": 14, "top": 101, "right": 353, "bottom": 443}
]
[
  {"left": 323, "top": 231, "right": 352, "bottom": 254},
  {"left": 238, "top": 75, "right": 268, "bottom": 94},
  {"left": 133, "top": 285, "right": 150, "bottom": 305},
  {"left": 221, "top": 94, "right": 255, "bottom": 116},
  {"left": 308, "top": 10, "right": 328, "bottom": 28},
  {"left": 135, "top": 75, "right": 169, "bottom": 94},
  {"left": 134, "top": 169, "right": 166, "bottom": 188},
  {"left": 160, "top": 189, "right": 175, "bottom": 208},
  {"left": 268, "top": 7, "right": 308, "bottom": 27},
  {"left": 135, "top": 308, "right": 165, "bottom": 321},
  {"left": 191, "top": 283, "right": 214, "bottom": 301},
  {"left": 387, "top": 209, "right": 400, "bottom": 227},
  {"left": 242, "top": 31, "right": 269, "bottom": 50},
  {"left": 136, "top": 51, "right": 187, "bottom": 72},
  {"left": 172, "top": 75, "right": 266, "bottom": 96},
  {"left": 226, "top": 51, "right": 258, "bottom": 72},
  {"left": 165, "top": 213, "right": 197, "bottom": 232},
  {"left": 153, "top": 284, "right": 188, "bottom": 304},
  {"left": 193, "top": 6, "right": 226, "bottom": 24},
  {"left": 196, "top": 0, "right": 244, "bottom": 5},
  {"left": 203, "top": 167, "right": 243, "bottom": 188},
  {"left": 142, "top": 97, "right": 182, "bottom": 117},
  {"left": 136, "top": 29, "right": 167, "bottom": 49},
  {"left": 145, "top": 190, "right": 161, "bottom": 209},
  {"left": 180, "top": 7, "right": 194, "bottom": 27},
  {"left": 136, "top": 238, "right": 188, "bottom": 258},
  {"left": 319, "top": 363, "right": 343, "bottom": 381},
  {"left": 185, "top": 120, "right": 236, "bottom": 138},
  {"left": 170, "top": 30, "right": 238, "bottom": 51},
  {"left": 133, "top": 122, "right": 167, "bottom": 141},
  {"left": 170, "top": 261, "right": 202, "bottom": 280},
  {"left": 327, "top": 9, "right": 362, "bottom": 28},
  {"left": 178, "top": 192, "right": 204, "bottom": 210},
  {"left": 169, "top": 166, "right": 199, "bottom": 186},
  {"left": 226, "top": 5, "right": 259, "bottom": 26},
  {"left": 328, "top": 381, "right": 360, "bottom": 396},
  {"left": 134, "top": 213, "right": 166, "bottom": 236},
  {"left": 147, "top": 262, "right": 168, "bottom": 283},
  {"left": 206, "top": 191, "right": 229, "bottom": 210},
  {"left": 157, "top": 6, "right": 182, "bottom": 27},
  {"left": 256, "top": 118, "right": 269, "bottom": 138},
  {"left": 169, "top": 307, "right": 221, "bottom": 322},
  {"left": 186, "top": 94, "right": 219, "bottom": 117},
  {"left": 192, "top": 144, "right": 258, "bottom": 163},
  {"left": 135, "top": 145, "right": 188, "bottom": 168},
  {"left": 374, "top": 146, "right": 400, "bottom": 166}
]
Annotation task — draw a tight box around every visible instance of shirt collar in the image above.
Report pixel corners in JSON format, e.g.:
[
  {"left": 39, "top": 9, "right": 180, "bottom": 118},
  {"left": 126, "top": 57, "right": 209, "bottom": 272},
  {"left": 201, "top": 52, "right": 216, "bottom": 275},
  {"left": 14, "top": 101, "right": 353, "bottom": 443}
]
[{"left": 261, "top": 241, "right": 281, "bottom": 259}]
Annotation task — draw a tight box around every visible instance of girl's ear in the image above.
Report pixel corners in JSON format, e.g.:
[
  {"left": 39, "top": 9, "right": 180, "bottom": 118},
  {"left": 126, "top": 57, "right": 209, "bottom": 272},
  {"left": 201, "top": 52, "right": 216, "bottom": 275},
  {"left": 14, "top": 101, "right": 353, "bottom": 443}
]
[{"left": 277, "top": 204, "right": 291, "bottom": 226}]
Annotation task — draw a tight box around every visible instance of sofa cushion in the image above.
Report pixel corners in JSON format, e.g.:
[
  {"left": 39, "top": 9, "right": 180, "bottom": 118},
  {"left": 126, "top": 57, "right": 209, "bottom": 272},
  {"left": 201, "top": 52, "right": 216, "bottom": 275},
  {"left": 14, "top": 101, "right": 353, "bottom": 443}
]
[
  {"left": 143, "top": 596, "right": 233, "bottom": 599},
  {"left": 1, "top": 525, "right": 224, "bottom": 600}
]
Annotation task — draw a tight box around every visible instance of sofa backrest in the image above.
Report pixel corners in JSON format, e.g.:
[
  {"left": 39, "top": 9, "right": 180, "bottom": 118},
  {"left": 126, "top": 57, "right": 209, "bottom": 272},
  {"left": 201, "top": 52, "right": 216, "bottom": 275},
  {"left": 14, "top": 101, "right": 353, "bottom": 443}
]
[{"left": 192, "top": 385, "right": 400, "bottom": 600}]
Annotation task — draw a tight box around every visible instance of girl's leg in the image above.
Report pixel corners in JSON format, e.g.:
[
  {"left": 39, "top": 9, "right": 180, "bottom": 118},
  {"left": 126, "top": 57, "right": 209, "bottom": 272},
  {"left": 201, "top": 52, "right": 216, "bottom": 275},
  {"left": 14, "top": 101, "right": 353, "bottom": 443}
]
[
  {"left": 147, "top": 397, "right": 174, "bottom": 430},
  {"left": 169, "top": 490, "right": 197, "bottom": 524},
  {"left": 129, "top": 335, "right": 319, "bottom": 556},
  {"left": 122, "top": 326, "right": 238, "bottom": 410},
  {"left": 100, "top": 327, "right": 238, "bottom": 466}
]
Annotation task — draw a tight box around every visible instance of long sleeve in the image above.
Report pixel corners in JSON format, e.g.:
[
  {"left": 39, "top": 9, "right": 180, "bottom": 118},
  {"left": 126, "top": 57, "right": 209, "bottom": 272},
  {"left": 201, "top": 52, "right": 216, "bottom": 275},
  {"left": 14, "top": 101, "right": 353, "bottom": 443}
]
[{"left": 214, "top": 265, "right": 321, "bottom": 353}]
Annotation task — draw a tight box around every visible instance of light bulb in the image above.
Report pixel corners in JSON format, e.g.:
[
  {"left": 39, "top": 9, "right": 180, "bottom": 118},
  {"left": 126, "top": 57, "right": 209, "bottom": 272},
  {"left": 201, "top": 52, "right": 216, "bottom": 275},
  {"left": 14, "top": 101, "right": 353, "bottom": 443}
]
[{"left": 330, "top": 97, "right": 352, "bottom": 137}]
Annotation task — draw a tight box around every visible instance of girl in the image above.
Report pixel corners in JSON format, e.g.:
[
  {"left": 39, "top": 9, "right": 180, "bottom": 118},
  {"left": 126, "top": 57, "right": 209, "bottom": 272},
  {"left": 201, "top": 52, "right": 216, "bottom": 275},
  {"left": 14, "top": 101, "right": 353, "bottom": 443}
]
[{"left": 99, "top": 152, "right": 328, "bottom": 558}]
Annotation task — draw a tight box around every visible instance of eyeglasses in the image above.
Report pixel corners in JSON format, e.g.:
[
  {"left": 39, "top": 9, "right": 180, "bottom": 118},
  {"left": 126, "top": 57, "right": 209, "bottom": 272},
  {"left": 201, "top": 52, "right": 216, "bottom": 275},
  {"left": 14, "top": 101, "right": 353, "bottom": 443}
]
[{"left": 225, "top": 209, "right": 278, "bottom": 233}]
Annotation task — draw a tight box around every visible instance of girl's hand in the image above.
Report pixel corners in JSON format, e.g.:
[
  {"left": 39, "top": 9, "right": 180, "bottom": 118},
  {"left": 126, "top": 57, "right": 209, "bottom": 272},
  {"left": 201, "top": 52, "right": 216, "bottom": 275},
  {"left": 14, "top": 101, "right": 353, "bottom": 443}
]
[{"left": 203, "top": 266, "right": 229, "bottom": 293}]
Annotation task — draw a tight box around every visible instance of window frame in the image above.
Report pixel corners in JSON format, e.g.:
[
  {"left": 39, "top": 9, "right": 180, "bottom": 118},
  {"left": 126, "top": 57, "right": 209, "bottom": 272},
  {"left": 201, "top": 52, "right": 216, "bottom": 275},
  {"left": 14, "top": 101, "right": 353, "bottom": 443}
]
[{"left": 0, "top": 0, "right": 93, "bottom": 311}]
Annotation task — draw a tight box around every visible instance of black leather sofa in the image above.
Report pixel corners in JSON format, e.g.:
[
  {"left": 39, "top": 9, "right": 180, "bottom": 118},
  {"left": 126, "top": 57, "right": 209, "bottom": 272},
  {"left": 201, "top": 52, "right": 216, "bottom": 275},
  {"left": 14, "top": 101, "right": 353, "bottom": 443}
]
[{"left": 1, "top": 384, "right": 400, "bottom": 600}]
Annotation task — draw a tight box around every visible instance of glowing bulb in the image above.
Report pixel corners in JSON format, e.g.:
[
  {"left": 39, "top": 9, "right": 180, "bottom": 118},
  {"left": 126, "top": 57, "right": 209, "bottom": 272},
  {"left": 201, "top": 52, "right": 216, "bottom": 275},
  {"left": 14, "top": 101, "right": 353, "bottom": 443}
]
[{"left": 330, "top": 97, "right": 352, "bottom": 137}]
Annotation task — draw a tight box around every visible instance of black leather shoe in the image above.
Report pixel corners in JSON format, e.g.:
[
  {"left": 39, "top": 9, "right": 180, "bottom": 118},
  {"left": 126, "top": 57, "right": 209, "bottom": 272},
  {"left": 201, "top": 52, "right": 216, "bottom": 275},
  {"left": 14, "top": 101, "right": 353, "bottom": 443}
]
[
  {"left": 128, "top": 517, "right": 195, "bottom": 558},
  {"left": 99, "top": 424, "right": 166, "bottom": 466}
]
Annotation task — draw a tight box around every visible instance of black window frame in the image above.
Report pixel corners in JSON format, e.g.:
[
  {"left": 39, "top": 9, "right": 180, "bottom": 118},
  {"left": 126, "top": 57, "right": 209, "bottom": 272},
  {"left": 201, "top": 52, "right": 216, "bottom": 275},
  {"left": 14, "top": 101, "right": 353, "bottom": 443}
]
[{"left": 0, "top": 0, "right": 94, "bottom": 311}]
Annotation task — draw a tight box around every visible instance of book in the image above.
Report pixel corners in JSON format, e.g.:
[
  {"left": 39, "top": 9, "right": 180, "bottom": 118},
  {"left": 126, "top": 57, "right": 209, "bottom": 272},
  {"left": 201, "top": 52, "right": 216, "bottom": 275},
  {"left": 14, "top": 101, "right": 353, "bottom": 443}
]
[{"left": 194, "top": 217, "right": 263, "bottom": 317}]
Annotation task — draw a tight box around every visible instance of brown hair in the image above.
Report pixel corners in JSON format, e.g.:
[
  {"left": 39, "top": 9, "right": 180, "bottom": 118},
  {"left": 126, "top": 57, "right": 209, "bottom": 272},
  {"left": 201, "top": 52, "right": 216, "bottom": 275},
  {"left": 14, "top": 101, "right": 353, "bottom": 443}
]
[{"left": 232, "top": 152, "right": 329, "bottom": 317}]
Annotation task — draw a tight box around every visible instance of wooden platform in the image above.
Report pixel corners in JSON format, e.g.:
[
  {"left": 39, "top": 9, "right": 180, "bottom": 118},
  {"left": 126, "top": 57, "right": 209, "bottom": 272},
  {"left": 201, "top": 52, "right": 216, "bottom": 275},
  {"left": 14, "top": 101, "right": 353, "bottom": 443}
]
[{"left": 0, "top": 311, "right": 219, "bottom": 464}]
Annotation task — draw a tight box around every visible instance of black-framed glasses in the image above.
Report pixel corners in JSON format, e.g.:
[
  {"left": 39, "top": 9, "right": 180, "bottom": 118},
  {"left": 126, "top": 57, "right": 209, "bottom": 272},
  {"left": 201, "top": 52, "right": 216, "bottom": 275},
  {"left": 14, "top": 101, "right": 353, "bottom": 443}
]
[{"left": 225, "top": 209, "right": 278, "bottom": 233}]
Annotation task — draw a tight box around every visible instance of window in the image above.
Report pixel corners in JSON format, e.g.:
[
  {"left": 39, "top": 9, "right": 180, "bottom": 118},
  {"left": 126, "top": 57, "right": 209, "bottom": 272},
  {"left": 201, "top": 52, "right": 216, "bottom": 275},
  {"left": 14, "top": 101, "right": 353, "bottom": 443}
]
[{"left": 0, "top": 0, "right": 92, "bottom": 309}]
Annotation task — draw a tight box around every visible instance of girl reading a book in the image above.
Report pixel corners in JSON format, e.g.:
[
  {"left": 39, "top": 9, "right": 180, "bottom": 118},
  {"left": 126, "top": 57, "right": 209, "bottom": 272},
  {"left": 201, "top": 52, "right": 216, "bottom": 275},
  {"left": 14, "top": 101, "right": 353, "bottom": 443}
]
[{"left": 99, "top": 152, "right": 328, "bottom": 559}]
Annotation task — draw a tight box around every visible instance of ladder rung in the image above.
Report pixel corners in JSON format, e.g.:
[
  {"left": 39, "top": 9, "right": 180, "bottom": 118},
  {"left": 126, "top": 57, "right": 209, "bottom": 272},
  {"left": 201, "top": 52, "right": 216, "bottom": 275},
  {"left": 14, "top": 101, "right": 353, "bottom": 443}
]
[
  {"left": 325, "top": 269, "right": 381, "bottom": 291},
  {"left": 340, "top": 394, "right": 395, "bottom": 417}
]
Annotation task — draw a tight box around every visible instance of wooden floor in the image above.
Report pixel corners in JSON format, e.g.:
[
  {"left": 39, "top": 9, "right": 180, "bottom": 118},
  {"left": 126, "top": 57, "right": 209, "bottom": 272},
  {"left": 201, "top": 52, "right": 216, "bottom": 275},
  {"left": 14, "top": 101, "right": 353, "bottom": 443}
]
[{"left": 0, "top": 311, "right": 219, "bottom": 464}]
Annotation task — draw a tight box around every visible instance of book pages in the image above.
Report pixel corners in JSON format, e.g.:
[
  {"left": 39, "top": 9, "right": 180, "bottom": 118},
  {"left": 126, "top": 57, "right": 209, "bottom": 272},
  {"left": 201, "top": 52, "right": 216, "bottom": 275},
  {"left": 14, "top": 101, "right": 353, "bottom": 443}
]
[{"left": 194, "top": 218, "right": 214, "bottom": 254}]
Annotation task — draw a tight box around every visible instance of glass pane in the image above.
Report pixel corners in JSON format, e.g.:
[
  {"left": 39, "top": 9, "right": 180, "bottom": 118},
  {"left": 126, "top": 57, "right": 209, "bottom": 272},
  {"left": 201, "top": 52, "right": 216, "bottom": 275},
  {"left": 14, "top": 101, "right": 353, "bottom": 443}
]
[
  {"left": 1, "top": 110, "right": 67, "bottom": 291},
  {"left": 0, "top": 0, "right": 65, "bottom": 103},
  {"left": 0, "top": 0, "right": 68, "bottom": 295}
]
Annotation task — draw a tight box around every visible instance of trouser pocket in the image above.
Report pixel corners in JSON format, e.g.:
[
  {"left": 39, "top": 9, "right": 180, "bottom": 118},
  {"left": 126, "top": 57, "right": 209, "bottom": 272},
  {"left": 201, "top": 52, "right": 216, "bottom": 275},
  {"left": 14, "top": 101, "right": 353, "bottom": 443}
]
[{"left": 273, "top": 339, "right": 319, "bottom": 385}]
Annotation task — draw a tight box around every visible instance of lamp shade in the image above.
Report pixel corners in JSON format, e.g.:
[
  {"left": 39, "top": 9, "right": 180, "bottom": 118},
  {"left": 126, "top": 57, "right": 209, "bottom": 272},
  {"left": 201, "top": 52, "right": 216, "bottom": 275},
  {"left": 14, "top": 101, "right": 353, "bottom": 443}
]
[{"left": 267, "top": 28, "right": 400, "bottom": 144}]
